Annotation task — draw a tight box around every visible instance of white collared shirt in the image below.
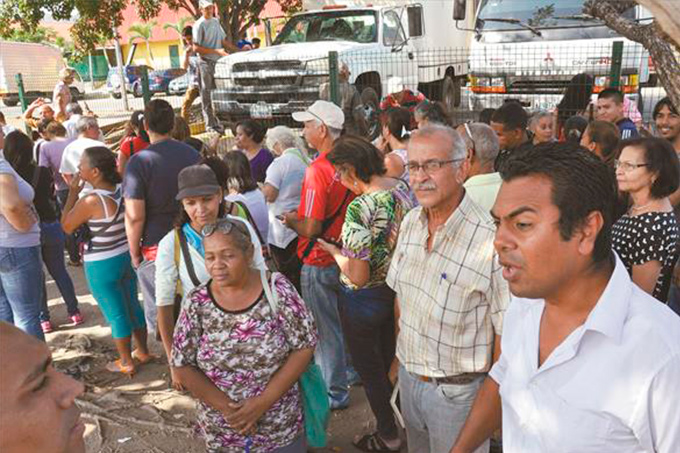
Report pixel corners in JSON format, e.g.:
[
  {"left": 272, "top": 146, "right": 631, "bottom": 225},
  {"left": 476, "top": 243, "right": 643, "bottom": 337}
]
[{"left": 490, "top": 254, "right": 680, "bottom": 453}]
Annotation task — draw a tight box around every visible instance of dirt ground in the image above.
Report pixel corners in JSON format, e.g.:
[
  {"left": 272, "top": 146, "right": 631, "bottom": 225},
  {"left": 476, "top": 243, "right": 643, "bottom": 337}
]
[{"left": 44, "top": 263, "right": 379, "bottom": 453}]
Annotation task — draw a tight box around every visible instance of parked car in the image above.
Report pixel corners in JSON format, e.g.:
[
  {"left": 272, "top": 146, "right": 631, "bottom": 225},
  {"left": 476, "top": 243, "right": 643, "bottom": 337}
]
[
  {"left": 106, "top": 65, "right": 154, "bottom": 99},
  {"left": 149, "top": 68, "right": 187, "bottom": 95},
  {"left": 168, "top": 73, "right": 190, "bottom": 96}
]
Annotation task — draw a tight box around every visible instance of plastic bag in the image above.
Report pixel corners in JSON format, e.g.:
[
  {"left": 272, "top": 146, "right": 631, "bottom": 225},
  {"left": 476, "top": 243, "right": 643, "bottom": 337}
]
[{"left": 299, "top": 361, "right": 330, "bottom": 448}]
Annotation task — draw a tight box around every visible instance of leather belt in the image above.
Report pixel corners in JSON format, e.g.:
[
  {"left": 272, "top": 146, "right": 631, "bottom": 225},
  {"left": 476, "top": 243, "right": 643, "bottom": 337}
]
[{"left": 416, "top": 372, "right": 486, "bottom": 386}]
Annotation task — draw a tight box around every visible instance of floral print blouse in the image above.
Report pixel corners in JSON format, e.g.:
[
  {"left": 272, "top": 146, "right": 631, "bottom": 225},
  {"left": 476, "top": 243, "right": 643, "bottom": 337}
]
[
  {"left": 340, "top": 179, "right": 417, "bottom": 290},
  {"left": 171, "top": 273, "right": 318, "bottom": 452}
]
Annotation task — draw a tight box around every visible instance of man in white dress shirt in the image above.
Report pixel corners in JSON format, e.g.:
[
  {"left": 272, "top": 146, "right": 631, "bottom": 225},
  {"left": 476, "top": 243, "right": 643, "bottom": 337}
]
[{"left": 451, "top": 142, "right": 680, "bottom": 453}]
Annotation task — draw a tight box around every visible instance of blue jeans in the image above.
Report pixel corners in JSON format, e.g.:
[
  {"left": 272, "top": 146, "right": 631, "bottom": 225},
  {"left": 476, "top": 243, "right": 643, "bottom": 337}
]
[
  {"left": 339, "top": 284, "right": 398, "bottom": 439},
  {"left": 56, "top": 189, "right": 80, "bottom": 263},
  {"left": 39, "top": 221, "right": 80, "bottom": 321},
  {"left": 668, "top": 283, "right": 680, "bottom": 316},
  {"left": 136, "top": 259, "right": 157, "bottom": 337},
  {"left": 301, "top": 264, "right": 349, "bottom": 408},
  {"left": 0, "top": 246, "right": 45, "bottom": 340},
  {"left": 398, "top": 366, "right": 489, "bottom": 453}
]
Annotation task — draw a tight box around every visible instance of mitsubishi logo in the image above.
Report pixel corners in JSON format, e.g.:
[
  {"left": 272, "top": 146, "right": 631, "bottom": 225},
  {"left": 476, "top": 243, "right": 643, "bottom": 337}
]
[{"left": 544, "top": 52, "right": 555, "bottom": 64}]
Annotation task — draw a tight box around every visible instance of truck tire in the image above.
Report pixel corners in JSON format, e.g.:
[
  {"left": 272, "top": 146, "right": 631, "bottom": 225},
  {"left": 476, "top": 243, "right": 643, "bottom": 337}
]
[
  {"left": 441, "top": 75, "right": 461, "bottom": 112},
  {"left": 360, "top": 86, "right": 380, "bottom": 140},
  {"left": 2, "top": 97, "right": 19, "bottom": 107},
  {"left": 69, "top": 87, "right": 80, "bottom": 102},
  {"left": 133, "top": 83, "right": 143, "bottom": 98}
]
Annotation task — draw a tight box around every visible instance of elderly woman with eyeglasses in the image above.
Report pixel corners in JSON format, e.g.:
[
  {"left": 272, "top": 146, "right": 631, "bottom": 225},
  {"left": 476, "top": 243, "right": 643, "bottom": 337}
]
[
  {"left": 612, "top": 137, "right": 680, "bottom": 303},
  {"left": 171, "top": 218, "right": 317, "bottom": 452},
  {"left": 318, "top": 136, "right": 416, "bottom": 452}
]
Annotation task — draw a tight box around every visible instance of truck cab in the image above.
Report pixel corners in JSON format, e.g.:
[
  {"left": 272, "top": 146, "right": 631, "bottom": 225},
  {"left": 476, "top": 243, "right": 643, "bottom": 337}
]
[
  {"left": 459, "top": 0, "right": 651, "bottom": 112},
  {"left": 212, "top": 0, "right": 472, "bottom": 134}
]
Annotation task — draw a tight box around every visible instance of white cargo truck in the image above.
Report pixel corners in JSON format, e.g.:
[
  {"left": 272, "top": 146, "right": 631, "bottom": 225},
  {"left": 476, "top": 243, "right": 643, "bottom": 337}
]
[
  {"left": 212, "top": 0, "right": 475, "bottom": 135},
  {"left": 453, "top": 0, "right": 651, "bottom": 112},
  {"left": 0, "top": 41, "right": 85, "bottom": 107}
]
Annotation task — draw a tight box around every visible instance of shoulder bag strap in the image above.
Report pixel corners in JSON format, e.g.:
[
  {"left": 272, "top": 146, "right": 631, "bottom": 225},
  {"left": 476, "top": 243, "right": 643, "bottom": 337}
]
[
  {"left": 234, "top": 200, "right": 265, "bottom": 248},
  {"left": 300, "top": 188, "right": 351, "bottom": 260},
  {"left": 260, "top": 270, "right": 278, "bottom": 313},
  {"left": 129, "top": 137, "right": 135, "bottom": 156},
  {"left": 177, "top": 228, "right": 202, "bottom": 287},
  {"left": 174, "top": 230, "right": 183, "bottom": 296}
]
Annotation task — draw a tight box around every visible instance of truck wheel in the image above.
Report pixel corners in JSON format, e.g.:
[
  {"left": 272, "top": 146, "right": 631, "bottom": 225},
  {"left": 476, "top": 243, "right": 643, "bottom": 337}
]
[
  {"left": 2, "top": 97, "right": 19, "bottom": 107},
  {"left": 441, "top": 75, "right": 461, "bottom": 112},
  {"left": 69, "top": 87, "right": 80, "bottom": 101},
  {"left": 360, "top": 86, "right": 380, "bottom": 140},
  {"left": 133, "top": 83, "right": 143, "bottom": 98}
]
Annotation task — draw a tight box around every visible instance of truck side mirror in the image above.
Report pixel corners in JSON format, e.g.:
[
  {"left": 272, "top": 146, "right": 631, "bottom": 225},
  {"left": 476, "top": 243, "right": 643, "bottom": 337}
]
[{"left": 453, "top": 0, "right": 467, "bottom": 21}]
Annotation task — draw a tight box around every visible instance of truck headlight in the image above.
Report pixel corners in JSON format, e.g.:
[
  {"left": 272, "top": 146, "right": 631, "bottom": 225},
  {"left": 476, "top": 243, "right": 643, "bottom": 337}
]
[
  {"left": 305, "top": 58, "right": 330, "bottom": 73},
  {"left": 470, "top": 76, "right": 506, "bottom": 93},
  {"left": 303, "top": 75, "right": 329, "bottom": 86}
]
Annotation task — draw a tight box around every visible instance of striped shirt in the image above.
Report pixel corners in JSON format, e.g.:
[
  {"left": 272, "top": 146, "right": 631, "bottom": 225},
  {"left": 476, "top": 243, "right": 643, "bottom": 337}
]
[
  {"left": 386, "top": 193, "right": 510, "bottom": 377},
  {"left": 84, "top": 188, "right": 129, "bottom": 262}
]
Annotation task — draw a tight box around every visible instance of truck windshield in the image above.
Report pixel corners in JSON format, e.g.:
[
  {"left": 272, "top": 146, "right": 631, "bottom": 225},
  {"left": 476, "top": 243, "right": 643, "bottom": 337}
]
[
  {"left": 274, "top": 10, "right": 378, "bottom": 44},
  {"left": 477, "top": 0, "right": 634, "bottom": 31}
]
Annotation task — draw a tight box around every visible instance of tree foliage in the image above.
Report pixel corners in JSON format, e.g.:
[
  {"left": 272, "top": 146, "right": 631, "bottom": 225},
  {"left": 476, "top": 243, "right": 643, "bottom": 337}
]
[
  {"left": 0, "top": 0, "right": 302, "bottom": 57},
  {"left": 584, "top": 0, "right": 680, "bottom": 110},
  {"left": 128, "top": 21, "right": 158, "bottom": 63}
]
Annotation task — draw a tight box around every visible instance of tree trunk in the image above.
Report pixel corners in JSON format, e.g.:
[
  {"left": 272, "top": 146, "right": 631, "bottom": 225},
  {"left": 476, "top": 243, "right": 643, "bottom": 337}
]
[
  {"left": 637, "top": 0, "right": 680, "bottom": 50},
  {"left": 146, "top": 40, "right": 155, "bottom": 65},
  {"left": 584, "top": 0, "right": 680, "bottom": 111}
]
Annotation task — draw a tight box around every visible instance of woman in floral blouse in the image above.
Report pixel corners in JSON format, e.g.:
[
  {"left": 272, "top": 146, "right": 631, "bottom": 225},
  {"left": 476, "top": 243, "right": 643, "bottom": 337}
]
[
  {"left": 172, "top": 218, "right": 317, "bottom": 452},
  {"left": 320, "top": 136, "right": 417, "bottom": 452}
]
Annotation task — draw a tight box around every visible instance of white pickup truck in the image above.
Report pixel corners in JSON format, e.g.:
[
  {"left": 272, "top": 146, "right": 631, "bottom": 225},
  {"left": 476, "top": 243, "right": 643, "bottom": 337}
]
[{"left": 212, "top": 0, "right": 475, "bottom": 135}]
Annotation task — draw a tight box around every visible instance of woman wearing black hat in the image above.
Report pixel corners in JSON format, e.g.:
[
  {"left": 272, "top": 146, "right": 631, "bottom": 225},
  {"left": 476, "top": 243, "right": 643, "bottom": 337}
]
[{"left": 154, "top": 164, "right": 266, "bottom": 388}]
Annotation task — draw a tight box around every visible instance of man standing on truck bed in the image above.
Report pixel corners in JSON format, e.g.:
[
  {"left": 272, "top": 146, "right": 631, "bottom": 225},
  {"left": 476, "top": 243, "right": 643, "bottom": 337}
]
[{"left": 192, "top": 0, "right": 240, "bottom": 136}]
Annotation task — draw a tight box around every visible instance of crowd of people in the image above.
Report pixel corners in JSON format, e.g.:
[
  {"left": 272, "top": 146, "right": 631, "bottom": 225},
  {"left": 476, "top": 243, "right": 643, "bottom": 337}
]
[{"left": 1, "top": 59, "right": 680, "bottom": 453}]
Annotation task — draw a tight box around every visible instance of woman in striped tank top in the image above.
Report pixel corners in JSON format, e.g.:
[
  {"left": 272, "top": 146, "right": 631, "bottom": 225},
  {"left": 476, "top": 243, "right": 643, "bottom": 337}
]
[{"left": 61, "top": 146, "right": 150, "bottom": 376}]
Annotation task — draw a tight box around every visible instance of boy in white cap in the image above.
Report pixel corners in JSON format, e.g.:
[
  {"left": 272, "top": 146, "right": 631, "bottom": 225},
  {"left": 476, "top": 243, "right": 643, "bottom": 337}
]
[
  {"left": 283, "top": 100, "right": 355, "bottom": 409},
  {"left": 192, "top": 0, "right": 239, "bottom": 135}
]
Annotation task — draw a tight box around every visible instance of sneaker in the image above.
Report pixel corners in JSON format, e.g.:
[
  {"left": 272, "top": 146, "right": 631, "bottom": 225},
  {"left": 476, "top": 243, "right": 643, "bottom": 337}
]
[
  {"left": 70, "top": 312, "right": 84, "bottom": 326},
  {"left": 41, "top": 320, "right": 54, "bottom": 334}
]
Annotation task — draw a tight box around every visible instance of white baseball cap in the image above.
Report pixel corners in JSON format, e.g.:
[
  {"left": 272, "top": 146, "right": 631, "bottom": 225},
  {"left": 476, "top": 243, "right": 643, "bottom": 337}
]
[
  {"left": 199, "top": 0, "right": 214, "bottom": 8},
  {"left": 292, "top": 100, "right": 345, "bottom": 130}
]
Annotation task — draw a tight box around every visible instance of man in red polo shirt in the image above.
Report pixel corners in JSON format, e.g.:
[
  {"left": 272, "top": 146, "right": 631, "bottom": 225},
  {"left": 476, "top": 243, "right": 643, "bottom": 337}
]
[{"left": 284, "top": 100, "right": 355, "bottom": 409}]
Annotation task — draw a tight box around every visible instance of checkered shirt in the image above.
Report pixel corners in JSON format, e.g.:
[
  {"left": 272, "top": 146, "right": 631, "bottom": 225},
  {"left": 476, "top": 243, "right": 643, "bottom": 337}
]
[{"left": 386, "top": 193, "right": 509, "bottom": 377}]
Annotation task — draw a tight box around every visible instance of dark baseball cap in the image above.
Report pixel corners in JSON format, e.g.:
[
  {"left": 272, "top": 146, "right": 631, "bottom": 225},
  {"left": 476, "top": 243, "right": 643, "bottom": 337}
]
[{"left": 176, "top": 164, "right": 221, "bottom": 200}]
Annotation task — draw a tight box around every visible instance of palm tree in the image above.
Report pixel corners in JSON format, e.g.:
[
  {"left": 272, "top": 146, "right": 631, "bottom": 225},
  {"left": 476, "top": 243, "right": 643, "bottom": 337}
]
[
  {"left": 128, "top": 21, "right": 157, "bottom": 65},
  {"left": 163, "top": 16, "right": 194, "bottom": 50}
]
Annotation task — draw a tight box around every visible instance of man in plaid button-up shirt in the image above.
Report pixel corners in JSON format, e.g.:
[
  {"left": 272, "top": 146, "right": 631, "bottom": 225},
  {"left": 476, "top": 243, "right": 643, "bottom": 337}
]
[{"left": 386, "top": 124, "right": 510, "bottom": 453}]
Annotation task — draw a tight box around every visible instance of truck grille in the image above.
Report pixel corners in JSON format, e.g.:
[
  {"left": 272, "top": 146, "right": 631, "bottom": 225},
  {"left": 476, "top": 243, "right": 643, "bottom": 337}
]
[
  {"left": 234, "top": 76, "right": 299, "bottom": 87},
  {"left": 507, "top": 80, "right": 571, "bottom": 95},
  {"left": 232, "top": 60, "right": 302, "bottom": 72}
]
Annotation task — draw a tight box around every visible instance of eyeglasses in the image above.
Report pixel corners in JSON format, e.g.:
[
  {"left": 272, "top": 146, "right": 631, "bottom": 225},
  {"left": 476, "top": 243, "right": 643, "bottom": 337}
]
[
  {"left": 463, "top": 122, "right": 477, "bottom": 155},
  {"left": 406, "top": 158, "right": 463, "bottom": 175},
  {"left": 201, "top": 218, "right": 248, "bottom": 238},
  {"left": 614, "top": 160, "right": 648, "bottom": 172}
]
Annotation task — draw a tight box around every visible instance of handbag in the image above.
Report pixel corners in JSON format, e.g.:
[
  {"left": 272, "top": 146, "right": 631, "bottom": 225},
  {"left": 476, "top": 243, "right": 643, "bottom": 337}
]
[{"left": 260, "top": 271, "right": 330, "bottom": 448}]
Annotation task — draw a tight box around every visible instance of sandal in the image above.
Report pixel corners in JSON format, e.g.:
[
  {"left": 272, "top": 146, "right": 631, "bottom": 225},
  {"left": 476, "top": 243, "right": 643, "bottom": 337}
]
[
  {"left": 105, "top": 360, "right": 135, "bottom": 377},
  {"left": 353, "top": 433, "right": 402, "bottom": 452},
  {"left": 132, "top": 350, "right": 157, "bottom": 365}
]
